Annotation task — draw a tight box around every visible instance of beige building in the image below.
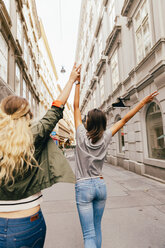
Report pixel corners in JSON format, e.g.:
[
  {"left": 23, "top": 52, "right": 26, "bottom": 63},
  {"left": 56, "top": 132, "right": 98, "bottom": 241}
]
[
  {"left": 0, "top": 0, "right": 75, "bottom": 146},
  {"left": 75, "top": 0, "right": 165, "bottom": 181},
  {"left": 0, "top": 0, "right": 41, "bottom": 116}
]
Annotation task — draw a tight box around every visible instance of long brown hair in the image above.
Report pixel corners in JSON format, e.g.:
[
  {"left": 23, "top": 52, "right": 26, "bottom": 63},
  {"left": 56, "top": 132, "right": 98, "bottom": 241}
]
[
  {"left": 0, "top": 95, "right": 37, "bottom": 185},
  {"left": 86, "top": 109, "right": 107, "bottom": 144}
]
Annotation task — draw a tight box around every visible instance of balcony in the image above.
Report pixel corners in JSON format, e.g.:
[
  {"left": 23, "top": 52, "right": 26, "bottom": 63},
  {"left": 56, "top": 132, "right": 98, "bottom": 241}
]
[
  {"left": 0, "top": 0, "right": 12, "bottom": 28},
  {"left": 104, "top": 25, "right": 121, "bottom": 56},
  {"left": 95, "top": 55, "right": 107, "bottom": 76},
  {"left": 121, "top": 0, "right": 135, "bottom": 17}
]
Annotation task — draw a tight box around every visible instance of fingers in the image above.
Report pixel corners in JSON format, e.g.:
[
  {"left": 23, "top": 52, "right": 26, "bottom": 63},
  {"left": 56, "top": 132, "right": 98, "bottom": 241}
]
[
  {"left": 73, "top": 63, "right": 81, "bottom": 72},
  {"left": 151, "top": 91, "right": 159, "bottom": 97},
  {"left": 73, "top": 62, "right": 76, "bottom": 69},
  {"left": 76, "top": 64, "right": 82, "bottom": 72}
]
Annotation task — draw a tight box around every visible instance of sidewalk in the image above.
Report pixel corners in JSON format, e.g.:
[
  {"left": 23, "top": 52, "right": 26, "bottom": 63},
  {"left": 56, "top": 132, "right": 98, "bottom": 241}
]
[{"left": 41, "top": 151, "right": 165, "bottom": 248}]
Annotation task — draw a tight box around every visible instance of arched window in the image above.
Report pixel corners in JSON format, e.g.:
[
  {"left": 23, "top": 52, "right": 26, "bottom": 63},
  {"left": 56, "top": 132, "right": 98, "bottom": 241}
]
[
  {"left": 117, "top": 116, "right": 125, "bottom": 153},
  {"left": 146, "top": 102, "right": 165, "bottom": 160}
]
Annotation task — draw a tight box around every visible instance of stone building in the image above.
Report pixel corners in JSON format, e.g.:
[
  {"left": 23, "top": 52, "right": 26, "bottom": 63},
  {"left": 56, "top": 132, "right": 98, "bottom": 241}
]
[
  {"left": 75, "top": 0, "right": 165, "bottom": 181},
  {"left": 0, "top": 0, "right": 75, "bottom": 145},
  {"left": 0, "top": 0, "right": 41, "bottom": 116}
]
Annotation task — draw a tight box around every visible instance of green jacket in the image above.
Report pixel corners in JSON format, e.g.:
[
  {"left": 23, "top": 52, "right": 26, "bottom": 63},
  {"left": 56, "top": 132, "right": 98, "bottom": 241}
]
[{"left": 0, "top": 106, "right": 75, "bottom": 200}]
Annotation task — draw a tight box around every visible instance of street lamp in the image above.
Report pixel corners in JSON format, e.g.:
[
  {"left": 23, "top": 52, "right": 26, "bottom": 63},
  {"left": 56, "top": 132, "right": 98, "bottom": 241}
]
[{"left": 60, "top": 66, "right": 66, "bottom": 73}]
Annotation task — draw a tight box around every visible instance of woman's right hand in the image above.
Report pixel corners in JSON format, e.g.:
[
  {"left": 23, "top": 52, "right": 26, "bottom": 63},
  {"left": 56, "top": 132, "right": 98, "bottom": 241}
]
[
  {"left": 141, "top": 91, "right": 159, "bottom": 105},
  {"left": 69, "top": 63, "right": 81, "bottom": 83}
]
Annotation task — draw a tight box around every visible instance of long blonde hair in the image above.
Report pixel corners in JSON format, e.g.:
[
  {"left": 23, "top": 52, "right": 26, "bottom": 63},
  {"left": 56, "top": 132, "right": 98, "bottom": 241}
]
[{"left": 0, "top": 95, "right": 38, "bottom": 185}]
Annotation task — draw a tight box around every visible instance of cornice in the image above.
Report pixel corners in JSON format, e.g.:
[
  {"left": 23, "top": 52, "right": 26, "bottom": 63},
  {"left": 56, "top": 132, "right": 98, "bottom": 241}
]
[
  {"left": 121, "top": 0, "right": 135, "bottom": 17},
  {"left": 95, "top": 55, "right": 107, "bottom": 76},
  {"left": 0, "top": 1, "right": 12, "bottom": 26},
  {"left": 89, "top": 75, "right": 98, "bottom": 89},
  {"left": 104, "top": 25, "right": 121, "bottom": 56}
]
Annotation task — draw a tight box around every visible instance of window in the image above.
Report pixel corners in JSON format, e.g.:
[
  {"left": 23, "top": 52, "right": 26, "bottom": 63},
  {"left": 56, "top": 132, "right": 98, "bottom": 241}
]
[
  {"left": 32, "top": 97, "right": 35, "bottom": 115},
  {"left": 98, "top": 29, "right": 102, "bottom": 57},
  {"left": 111, "top": 49, "right": 119, "bottom": 90},
  {"left": 108, "top": 0, "right": 115, "bottom": 33},
  {"left": 134, "top": 0, "right": 151, "bottom": 62},
  {"left": 28, "top": 90, "right": 32, "bottom": 107},
  {"left": 96, "top": 0, "right": 102, "bottom": 16},
  {"left": 15, "top": 64, "right": 21, "bottom": 96},
  {"left": 91, "top": 54, "right": 95, "bottom": 74},
  {"left": 117, "top": 117, "right": 125, "bottom": 153},
  {"left": 93, "top": 89, "right": 96, "bottom": 109},
  {"left": 22, "top": 79, "right": 27, "bottom": 98},
  {"left": 24, "top": 39, "right": 28, "bottom": 65},
  {"left": 146, "top": 102, "right": 165, "bottom": 160},
  {"left": 0, "top": 33, "right": 8, "bottom": 83},
  {"left": 89, "top": 8, "right": 94, "bottom": 32},
  {"left": 4, "top": 0, "right": 10, "bottom": 13},
  {"left": 99, "top": 76, "right": 104, "bottom": 104},
  {"left": 17, "top": 13, "right": 22, "bottom": 45},
  {"left": 29, "top": 56, "right": 33, "bottom": 77}
]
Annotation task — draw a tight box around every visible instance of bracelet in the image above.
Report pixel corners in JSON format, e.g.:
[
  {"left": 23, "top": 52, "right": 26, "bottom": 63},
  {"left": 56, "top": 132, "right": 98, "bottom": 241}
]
[{"left": 75, "top": 81, "right": 80, "bottom": 85}]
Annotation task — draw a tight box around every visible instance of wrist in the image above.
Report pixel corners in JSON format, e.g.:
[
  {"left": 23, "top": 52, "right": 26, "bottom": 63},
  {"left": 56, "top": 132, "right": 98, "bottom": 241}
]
[
  {"left": 140, "top": 100, "right": 145, "bottom": 107},
  {"left": 69, "top": 78, "right": 75, "bottom": 84},
  {"left": 75, "top": 80, "right": 80, "bottom": 85}
]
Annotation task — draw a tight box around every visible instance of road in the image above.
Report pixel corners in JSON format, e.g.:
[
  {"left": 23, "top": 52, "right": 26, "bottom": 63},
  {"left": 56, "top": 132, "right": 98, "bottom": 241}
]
[{"left": 41, "top": 149, "right": 165, "bottom": 248}]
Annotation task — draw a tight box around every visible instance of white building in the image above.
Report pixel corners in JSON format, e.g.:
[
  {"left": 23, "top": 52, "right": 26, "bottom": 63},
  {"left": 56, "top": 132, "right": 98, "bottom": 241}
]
[{"left": 75, "top": 0, "right": 165, "bottom": 181}]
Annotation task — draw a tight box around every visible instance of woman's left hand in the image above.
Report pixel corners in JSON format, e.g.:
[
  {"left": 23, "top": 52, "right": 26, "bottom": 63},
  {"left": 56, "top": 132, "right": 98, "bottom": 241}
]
[{"left": 141, "top": 91, "right": 159, "bottom": 105}]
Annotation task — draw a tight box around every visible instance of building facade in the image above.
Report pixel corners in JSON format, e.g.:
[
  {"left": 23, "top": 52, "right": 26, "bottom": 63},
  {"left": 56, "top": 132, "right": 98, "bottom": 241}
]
[
  {"left": 0, "top": 0, "right": 41, "bottom": 116},
  {"left": 0, "top": 0, "right": 75, "bottom": 145},
  {"left": 75, "top": 0, "right": 165, "bottom": 181}
]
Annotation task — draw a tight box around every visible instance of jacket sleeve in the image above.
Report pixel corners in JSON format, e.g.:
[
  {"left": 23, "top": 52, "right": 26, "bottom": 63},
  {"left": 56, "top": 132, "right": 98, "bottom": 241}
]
[{"left": 31, "top": 106, "right": 63, "bottom": 158}]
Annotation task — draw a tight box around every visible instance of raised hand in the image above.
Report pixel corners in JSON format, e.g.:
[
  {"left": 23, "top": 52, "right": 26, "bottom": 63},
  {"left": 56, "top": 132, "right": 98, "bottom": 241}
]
[
  {"left": 76, "top": 64, "right": 81, "bottom": 82},
  {"left": 69, "top": 63, "right": 81, "bottom": 83},
  {"left": 141, "top": 91, "right": 159, "bottom": 105}
]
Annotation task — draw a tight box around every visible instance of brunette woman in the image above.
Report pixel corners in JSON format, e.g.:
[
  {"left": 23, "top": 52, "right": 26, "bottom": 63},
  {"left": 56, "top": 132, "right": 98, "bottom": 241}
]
[{"left": 73, "top": 73, "right": 158, "bottom": 248}]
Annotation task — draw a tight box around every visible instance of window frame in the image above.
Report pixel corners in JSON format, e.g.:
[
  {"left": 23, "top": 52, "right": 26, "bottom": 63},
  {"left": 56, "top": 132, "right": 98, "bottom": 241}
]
[
  {"left": 22, "top": 79, "right": 27, "bottom": 98},
  {"left": 116, "top": 116, "right": 125, "bottom": 154},
  {"left": 107, "top": 0, "right": 115, "bottom": 34},
  {"left": 15, "top": 63, "right": 21, "bottom": 96},
  {"left": 0, "top": 32, "right": 8, "bottom": 84},
  {"left": 4, "top": 0, "right": 10, "bottom": 14},
  {"left": 146, "top": 101, "right": 165, "bottom": 160},
  {"left": 110, "top": 49, "right": 119, "bottom": 91},
  {"left": 99, "top": 75, "right": 104, "bottom": 105},
  {"left": 133, "top": 0, "right": 152, "bottom": 63}
]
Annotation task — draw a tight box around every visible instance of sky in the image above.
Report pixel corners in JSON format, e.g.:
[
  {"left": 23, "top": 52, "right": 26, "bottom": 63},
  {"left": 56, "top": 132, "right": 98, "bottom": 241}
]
[{"left": 35, "top": 0, "right": 82, "bottom": 104}]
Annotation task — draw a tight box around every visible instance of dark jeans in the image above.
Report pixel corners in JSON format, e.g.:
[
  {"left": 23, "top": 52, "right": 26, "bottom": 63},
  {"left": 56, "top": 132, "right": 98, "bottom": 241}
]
[
  {"left": 75, "top": 178, "right": 107, "bottom": 248},
  {"left": 0, "top": 209, "right": 46, "bottom": 248}
]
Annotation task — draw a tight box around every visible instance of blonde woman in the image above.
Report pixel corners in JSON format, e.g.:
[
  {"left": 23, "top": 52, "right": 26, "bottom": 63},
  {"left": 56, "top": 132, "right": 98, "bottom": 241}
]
[{"left": 0, "top": 64, "right": 80, "bottom": 248}]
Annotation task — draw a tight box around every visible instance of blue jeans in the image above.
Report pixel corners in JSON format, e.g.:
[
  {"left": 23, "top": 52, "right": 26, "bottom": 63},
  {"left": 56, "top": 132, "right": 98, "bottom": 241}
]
[
  {"left": 0, "top": 209, "right": 46, "bottom": 248},
  {"left": 75, "top": 178, "right": 107, "bottom": 248}
]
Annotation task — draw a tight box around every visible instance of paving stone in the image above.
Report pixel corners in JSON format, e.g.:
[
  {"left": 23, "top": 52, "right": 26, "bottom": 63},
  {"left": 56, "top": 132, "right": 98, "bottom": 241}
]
[
  {"left": 102, "top": 206, "right": 165, "bottom": 248},
  {"left": 41, "top": 151, "right": 165, "bottom": 248}
]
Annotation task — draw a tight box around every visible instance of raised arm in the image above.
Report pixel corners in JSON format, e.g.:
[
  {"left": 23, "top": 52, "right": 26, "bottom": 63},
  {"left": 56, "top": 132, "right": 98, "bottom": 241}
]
[
  {"left": 73, "top": 66, "right": 82, "bottom": 130},
  {"left": 110, "top": 91, "right": 159, "bottom": 136},
  {"left": 32, "top": 63, "right": 81, "bottom": 157},
  {"left": 57, "top": 63, "right": 81, "bottom": 105}
]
